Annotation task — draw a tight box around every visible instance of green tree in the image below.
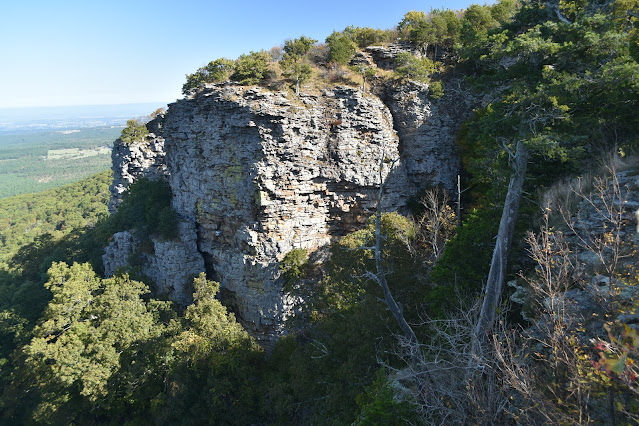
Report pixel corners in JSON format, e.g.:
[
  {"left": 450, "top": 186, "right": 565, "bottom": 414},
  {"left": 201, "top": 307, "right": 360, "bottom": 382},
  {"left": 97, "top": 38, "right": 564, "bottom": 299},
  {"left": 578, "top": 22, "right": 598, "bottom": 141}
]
[
  {"left": 351, "top": 64, "right": 377, "bottom": 92},
  {"left": 182, "top": 58, "right": 235, "bottom": 94},
  {"left": 394, "top": 52, "right": 437, "bottom": 82},
  {"left": 409, "top": 18, "right": 436, "bottom": 54},
  {"left": 397, "top": 10, "right": 427, "bottom": 38},
  {"left": 18, "top": 263, "right": 159, "bottom": 423},
  {"left": 431, "top": 9, "right": 462, "bottom": 53},
  {"left": 231, "top": 51, "right": 271, "bottom": 85},
  {"left": 283, "top": 35, "right": 316, "bottom": 57},
  {"left": 280, "top": 36, "right": 317, "bottom": 95},
  {"left": 490, "top": 0, "right": 520, "bottom": 24},
  {"left": 119, "top": 119, "right": 148, "bottom": 145},
  {"left": 280, "top": 248, "right": 309, "bottom": 290},
  {"left": 343, "top": 26, "right": 393, "bottom": 47},
  {"left": 326, "top": 31, "right": 358, "bottom": 65},
  {"left": 155, "top": 273, "right": 263, "bottom": 424},
  {"left": 460, "top": 3, "right": 499, "bottom": 48}
]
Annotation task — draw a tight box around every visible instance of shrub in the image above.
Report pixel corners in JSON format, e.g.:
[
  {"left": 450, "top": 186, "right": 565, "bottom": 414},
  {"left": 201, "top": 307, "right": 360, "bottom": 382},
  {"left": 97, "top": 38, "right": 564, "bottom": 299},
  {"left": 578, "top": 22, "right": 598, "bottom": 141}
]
[
  {"left": 231, "top": 51, "right": 271, "bottom": 85},
  {"left": 326, "top": 31, "right": 358, "bottom": 65},
  {"left": 157, "top": 206, "right": 178, "bottom": 240},
  {"left": 280, "top": 248, "right": 309, "bottom": 290},
  {"left": 342, "top": 26, "right": 394, "bottom": 48},
  {"left": 182, "top": 58, "right": 235, "bottom": 94},
  {"left": 394, "top": 52, "right": 437, "bottom": 83},
  {"left": 429, "top": 80, "right": 444, "bottom": 98}
]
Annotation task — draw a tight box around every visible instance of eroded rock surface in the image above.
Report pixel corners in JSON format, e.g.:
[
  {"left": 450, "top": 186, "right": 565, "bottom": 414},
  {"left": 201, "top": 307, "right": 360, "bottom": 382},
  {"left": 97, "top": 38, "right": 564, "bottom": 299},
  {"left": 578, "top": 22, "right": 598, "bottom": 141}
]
[
  {"left": 381, "top": 79, "right": 472, "bottom": 192},
  {"left": 108, "top": 115, "right": 168, "bottom": 213},
  {"left": 102, "top": 224, "right": 205, "bottom": 305},
  {"left": 103, "top": 231, "right": 136, "bottom": 276},
  {"left": 365, "top": 43, "right": 421, "bottom": 70},
  {"left": 106, "top": 81, "right": 471, "bottom": 343}
]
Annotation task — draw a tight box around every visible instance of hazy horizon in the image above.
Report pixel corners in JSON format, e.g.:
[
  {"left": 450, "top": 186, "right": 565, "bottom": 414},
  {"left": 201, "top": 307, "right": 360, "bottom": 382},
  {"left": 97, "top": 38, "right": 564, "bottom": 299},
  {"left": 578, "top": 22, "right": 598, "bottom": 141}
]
[
  {"left": 0, "top": 101, "right": 170, "bottom": 111},
  {"left": 0, "top": 102, "right": 168, "bottom": 133}
]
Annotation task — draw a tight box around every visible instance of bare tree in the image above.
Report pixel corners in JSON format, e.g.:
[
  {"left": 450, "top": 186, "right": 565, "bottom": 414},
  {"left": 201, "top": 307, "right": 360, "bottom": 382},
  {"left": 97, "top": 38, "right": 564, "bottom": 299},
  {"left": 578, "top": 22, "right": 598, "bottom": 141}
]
[
  {"left": 505, "top": 211, "right": 593, "bottom": 424},
  {"left": 415, "top": 188, "right": 457, "bottom": 264},
  {"left": 364, "top": 153, "right": 426, "bottom": 377}
]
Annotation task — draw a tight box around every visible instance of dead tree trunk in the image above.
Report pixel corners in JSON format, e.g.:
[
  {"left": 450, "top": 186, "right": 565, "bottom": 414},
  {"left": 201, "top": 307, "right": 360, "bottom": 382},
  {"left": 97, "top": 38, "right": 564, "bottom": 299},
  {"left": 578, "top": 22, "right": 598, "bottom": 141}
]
[
  {"left": 369, "top": 157, "right": 420, "bottom": 360},
  {"left": 367, "top": 154, "right": 433, "bottom": 389},
  {"left": 473, "top": 141, "right": 528, "bottom": 356}
]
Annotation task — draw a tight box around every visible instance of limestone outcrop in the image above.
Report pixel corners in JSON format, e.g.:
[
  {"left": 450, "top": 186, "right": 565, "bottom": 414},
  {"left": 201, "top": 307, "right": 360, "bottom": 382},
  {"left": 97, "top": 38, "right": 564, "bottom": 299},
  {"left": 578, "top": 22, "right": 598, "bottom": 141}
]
[
  {"left": 108, "top": 114, "right": 168, "bottom": 213},
  {"left": 106, "top": 80, "right": 471, "bottom": 343},
  {"left": 102, "top": 223, "right": 205, "bottom": 305},
  {"left": 102, "top": 231, "right": 136, "bottom": 276},
  {"left": 364, "top": 43, "right": 421, "bottom": 70},
  {"left": 381, "top": 79, "right": 472, "bottom": 192}
]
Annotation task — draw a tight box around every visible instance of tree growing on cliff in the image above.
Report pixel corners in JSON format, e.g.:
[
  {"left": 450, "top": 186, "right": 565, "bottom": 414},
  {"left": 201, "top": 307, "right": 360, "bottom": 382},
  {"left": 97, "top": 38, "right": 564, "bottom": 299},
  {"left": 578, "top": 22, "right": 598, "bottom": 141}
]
[
  {"left": 182, "top": 58, "right": 235, "bottom": 95},
  {"left": 283, "top": 36, "right": 316, "bottom": 58},
  {"left": 397, "top": 10, "right": 427, "bottom": 39},
  {"left": 326, "top": 31, "right": 358, "bottom": 65},
  {"left": 394, "top": 52, "right": 437, "bottom": 83},
  {"left": 231, "top": 51, "right": 271, "bottom": 85},
  {"left": 119, "top": 119, "right": 148, "bottom": 145},
  {"left": 280, "top": 36, "right": 317, "bottom": 95},
  {"left": 351, "top": 64, "right": 377, "bottom": 93},
  {"left": 342, "top": 26, "right": 394, "bottom": 48}
]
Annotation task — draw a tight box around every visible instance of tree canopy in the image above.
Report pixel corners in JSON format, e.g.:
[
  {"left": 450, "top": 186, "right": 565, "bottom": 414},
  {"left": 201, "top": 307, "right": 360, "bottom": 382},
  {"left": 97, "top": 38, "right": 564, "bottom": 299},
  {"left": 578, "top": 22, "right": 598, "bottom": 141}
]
[
  {"left": 231, "top": 51, "right": 271, "bottom": 85},
  {"left": 325, "top": 31, "right": 358, "bottom": 65}
]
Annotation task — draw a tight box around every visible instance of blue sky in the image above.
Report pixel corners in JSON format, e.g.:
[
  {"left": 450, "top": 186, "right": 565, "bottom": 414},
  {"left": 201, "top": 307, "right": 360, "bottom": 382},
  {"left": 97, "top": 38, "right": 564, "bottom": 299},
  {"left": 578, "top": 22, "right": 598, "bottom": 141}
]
[{"left": 0, "top": 0, "right": 486, "bottom": 108}]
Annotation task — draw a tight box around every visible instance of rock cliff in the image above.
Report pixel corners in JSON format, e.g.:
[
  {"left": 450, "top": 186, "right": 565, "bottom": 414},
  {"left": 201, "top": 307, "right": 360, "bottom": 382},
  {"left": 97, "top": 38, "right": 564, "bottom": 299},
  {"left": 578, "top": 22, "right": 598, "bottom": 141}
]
[
  {"left": 105, "top": 79, "right": 472, "bottom": 343},
  {"left": 108, "top": 115, "right": 168, "bottom": 213}
]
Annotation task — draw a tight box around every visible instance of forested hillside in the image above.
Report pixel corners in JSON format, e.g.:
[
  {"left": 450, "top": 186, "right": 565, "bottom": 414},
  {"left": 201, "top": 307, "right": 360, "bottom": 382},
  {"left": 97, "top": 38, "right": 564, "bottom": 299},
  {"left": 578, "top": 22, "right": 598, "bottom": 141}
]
[
  {"left": 1, "top": 0, "right": 639, "bottom": 423},
  {"left": 0, "top": 127, "right": 120, "bottom": 198}
]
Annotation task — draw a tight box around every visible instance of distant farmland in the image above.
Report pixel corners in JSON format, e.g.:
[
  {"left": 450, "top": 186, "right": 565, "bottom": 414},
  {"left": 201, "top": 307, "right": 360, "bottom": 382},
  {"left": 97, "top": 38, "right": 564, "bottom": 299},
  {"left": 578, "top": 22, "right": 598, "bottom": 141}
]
[{"left": 0, "top": 127, "right": 119, "bottom": 199}]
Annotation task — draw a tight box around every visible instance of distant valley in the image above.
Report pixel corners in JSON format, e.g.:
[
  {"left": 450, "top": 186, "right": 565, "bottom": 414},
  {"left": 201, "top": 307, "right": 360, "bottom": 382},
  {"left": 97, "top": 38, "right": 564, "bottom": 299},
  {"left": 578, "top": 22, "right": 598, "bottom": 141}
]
[
  {"left": 0, "top": 103, "right": 168, "bottom": 198},
  {"left": 0, "top": 126, "right": 119, "bottom": 198}
]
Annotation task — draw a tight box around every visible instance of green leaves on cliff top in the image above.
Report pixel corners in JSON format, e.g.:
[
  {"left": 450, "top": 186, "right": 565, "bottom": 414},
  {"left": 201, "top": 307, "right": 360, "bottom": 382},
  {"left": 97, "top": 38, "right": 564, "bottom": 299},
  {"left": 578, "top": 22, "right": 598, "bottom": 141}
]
[
  {"left": 182, "top": 58, "right": 236, "bottom": 94},
  {"left": 119, "top": 119, "right": 148, "bottom": 145},
  {"left": 458, "top": 0, "right": 639, "bottom": 210}
]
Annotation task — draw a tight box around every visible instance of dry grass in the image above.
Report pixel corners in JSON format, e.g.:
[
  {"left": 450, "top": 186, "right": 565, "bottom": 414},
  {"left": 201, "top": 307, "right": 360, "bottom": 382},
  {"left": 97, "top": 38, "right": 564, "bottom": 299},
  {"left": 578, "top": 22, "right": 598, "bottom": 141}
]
[{"left": 539, "top": 150, "right": 639, "bottom": 227}]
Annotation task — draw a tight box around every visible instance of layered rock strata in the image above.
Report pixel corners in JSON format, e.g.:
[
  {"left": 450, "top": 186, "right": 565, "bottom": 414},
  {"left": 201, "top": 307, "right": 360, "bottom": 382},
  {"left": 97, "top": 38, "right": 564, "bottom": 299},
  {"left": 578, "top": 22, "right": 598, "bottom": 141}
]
[
  {"left": 381, "top": 79, "right": 474, "bottom": 191},
  {"left": 102, "top": 223, "right": 205, "bottom": 305},
  {"left": 106, "top": 81, "right": 469, "bottom": 343}
]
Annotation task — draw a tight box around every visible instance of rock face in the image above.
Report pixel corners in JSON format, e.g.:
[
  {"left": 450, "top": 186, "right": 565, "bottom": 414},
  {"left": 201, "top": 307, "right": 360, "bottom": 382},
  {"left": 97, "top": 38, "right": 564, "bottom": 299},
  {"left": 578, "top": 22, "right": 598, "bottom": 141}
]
[
  {"left": 108, "top": 115, "right": 168, "bottom": 213},
  {"left": 136, "top": 222, "right": 206, "bottom": 304},
  {"left": 102, "top": 224, "right": 205, "bottom": 305},
  {"left": 365, "top": 43, "right": 421, "bottom": 70},
  {"left": 106, "top": 80, "right": 471, "bottom": 343},
  {"left": 381, "top": 79, "right": 472, "bottom": 192},
  {"left": 103, "top": 231, "right": 136, "bottom": 276}
]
